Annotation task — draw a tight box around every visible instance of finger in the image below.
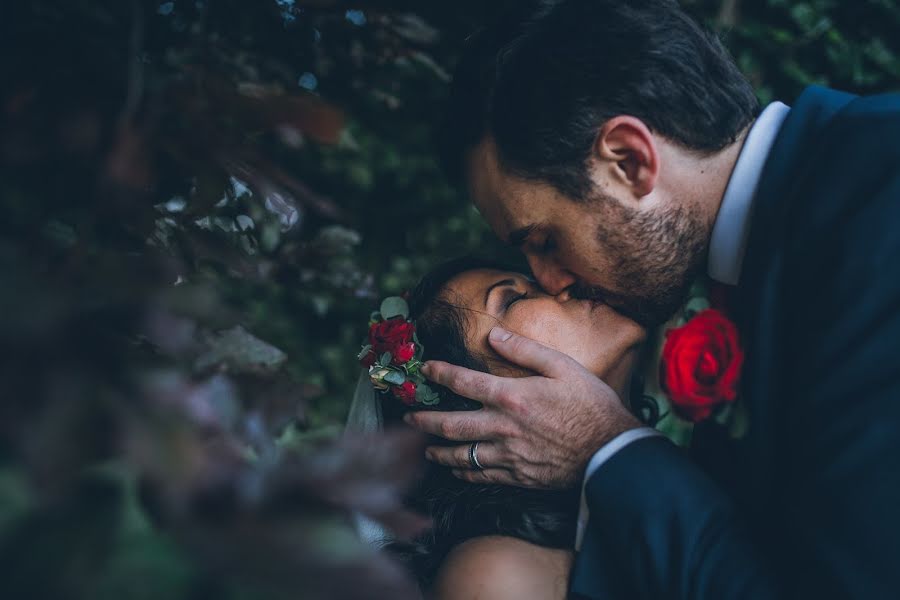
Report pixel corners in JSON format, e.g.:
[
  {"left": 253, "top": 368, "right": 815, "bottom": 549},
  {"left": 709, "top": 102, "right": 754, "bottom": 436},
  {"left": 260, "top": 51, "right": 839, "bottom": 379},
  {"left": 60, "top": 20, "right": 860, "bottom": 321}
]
[
  {"left": 421, "top": 361, "right": 505, "bottom": 407},
  {"left": 451, "top": 468, "right": 516, "bottom": 486},
  {"left": 486, "top": 326, "right": 575, "bottom": 379},
  {"left": 426, "top": 442, "right": 502, "bottom": 470},
  {"left": 404, "top": 410, "right": 498, "bottom": 442}
]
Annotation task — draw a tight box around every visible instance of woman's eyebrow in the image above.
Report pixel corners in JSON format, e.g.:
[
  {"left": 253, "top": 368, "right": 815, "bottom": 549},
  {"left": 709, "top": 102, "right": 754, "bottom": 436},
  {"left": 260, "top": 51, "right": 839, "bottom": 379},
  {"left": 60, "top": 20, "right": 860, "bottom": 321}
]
[{"left": 484, "top": 278, "right": 517, "bottom": 308}]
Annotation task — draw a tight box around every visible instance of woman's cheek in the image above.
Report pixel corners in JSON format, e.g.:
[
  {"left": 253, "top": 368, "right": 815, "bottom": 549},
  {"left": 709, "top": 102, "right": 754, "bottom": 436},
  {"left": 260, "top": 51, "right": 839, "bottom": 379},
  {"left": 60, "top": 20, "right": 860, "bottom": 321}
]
[{"left": 515, "top": 316, "right": 573, "bottom": 354}]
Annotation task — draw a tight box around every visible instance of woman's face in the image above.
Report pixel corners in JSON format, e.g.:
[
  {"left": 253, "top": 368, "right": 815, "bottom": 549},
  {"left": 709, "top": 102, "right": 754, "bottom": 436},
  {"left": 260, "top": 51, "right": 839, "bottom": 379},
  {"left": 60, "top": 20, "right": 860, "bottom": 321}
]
[{"left": 442, "top": 269, "right": 647, "bottom": 396}]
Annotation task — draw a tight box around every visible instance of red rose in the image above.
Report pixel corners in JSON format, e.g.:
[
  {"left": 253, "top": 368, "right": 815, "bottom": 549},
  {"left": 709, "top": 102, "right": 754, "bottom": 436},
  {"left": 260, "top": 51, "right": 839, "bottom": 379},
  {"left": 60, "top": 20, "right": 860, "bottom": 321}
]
[
  {"left": 660, "top": 309, "right": 744, "bottom": 422},
  {"left": 392, "top": 342, "right": 416, "bottom": 365},
  {"left": 369, "top": 319, "right": 415, "bottom": 356},
  {"left": 392, "top": 381, "right": 417, "bottom": 406}
]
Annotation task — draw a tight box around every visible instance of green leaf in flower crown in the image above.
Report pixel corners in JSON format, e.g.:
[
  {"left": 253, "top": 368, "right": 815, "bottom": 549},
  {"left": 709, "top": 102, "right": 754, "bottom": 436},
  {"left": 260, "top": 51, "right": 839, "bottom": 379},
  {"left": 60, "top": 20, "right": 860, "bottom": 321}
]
[
  {"left": 370, "top": 311, "right": 382, "bottom": 322},
  {"left": 380, "top": 352, "right": 392, "bottom": 365},
  {"left": 384, "top": 370, "right": 406, "bottom": 386},
  {"left": 380, "top": 297, "right": 409, "bottom": 320},
  {"left": 357, "top": 344, "right": 373, "bottom": 361},
  {"left": 416, "top": 383, "right": 440, "bottom": 405}
]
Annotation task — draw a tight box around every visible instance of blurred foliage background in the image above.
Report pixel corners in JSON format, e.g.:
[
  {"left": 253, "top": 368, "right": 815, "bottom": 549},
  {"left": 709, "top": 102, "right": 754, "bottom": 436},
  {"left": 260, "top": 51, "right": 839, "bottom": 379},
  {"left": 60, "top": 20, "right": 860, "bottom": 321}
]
[{"left": 0, "top": 1, "right": 897, "bottom": 598}]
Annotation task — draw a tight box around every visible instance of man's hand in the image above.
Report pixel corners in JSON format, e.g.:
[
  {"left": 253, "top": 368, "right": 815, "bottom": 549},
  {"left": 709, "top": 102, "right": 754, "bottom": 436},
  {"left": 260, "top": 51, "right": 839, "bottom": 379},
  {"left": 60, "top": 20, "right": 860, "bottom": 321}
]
[{"left": 404, "top": 326, "right": 642, "bottom": 489}]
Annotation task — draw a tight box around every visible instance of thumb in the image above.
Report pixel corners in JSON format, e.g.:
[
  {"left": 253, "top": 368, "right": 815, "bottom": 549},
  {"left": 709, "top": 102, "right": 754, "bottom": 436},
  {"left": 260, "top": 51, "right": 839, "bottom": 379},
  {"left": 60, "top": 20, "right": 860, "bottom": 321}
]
[{"left": 488, "top": 327, "right": 574, "bottom": 379}]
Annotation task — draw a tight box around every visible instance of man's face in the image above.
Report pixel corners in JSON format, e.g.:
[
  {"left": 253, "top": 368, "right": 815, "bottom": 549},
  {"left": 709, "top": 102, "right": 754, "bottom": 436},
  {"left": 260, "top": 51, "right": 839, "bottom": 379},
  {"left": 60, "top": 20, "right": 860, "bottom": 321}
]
[{"left": 467, "top": 138, "right": 709, "bottom": 327}]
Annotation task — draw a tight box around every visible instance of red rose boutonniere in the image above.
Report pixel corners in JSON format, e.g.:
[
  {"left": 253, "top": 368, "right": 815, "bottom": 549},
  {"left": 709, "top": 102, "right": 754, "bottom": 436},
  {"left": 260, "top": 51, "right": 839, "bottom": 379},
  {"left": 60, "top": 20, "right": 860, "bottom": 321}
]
[{"left": 660, "top": 308, "right": 744, "bottom": 423}]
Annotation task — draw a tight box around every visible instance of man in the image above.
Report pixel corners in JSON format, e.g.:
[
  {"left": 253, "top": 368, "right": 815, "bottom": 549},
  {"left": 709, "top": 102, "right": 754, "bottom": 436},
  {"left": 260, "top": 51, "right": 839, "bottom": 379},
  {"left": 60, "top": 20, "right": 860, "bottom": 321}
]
[{"left": 404, "top": 1, "right": 900, "bottom": 598}]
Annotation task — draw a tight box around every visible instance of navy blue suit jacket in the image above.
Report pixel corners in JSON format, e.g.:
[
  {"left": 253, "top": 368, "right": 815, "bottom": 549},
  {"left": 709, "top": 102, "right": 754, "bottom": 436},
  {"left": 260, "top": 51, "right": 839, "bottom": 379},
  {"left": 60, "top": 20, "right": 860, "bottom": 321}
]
[{"left": 570, "top": 86, "right": 900, "bottom": 599}]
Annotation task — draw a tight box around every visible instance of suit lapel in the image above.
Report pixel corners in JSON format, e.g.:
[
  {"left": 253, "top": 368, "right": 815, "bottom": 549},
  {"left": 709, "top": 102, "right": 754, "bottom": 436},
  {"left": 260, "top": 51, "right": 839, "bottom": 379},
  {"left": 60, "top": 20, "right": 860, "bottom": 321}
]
[{"left": 722, "top": 86, "right": 856, "bottom": 516}]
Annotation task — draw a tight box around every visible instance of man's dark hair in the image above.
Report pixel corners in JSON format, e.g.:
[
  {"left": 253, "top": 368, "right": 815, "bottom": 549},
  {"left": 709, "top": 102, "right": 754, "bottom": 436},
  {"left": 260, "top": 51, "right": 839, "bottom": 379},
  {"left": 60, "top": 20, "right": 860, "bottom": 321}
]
[{"left": 439, "top": 0, "right": 760, "bottom": 199}]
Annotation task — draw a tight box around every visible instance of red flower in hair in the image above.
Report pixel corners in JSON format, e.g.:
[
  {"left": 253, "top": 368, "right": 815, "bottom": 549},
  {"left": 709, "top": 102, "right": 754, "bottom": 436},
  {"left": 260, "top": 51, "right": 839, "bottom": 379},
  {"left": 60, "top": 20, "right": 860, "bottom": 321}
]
[
  {"left": 369, "top": 319, "right": 415, "bottom": 357},
  {"left": 392, "top": 342, "right": 416, "bottom": 365},
  {"left": 392, "top": 381, "right": 417, "bottom": 406}
]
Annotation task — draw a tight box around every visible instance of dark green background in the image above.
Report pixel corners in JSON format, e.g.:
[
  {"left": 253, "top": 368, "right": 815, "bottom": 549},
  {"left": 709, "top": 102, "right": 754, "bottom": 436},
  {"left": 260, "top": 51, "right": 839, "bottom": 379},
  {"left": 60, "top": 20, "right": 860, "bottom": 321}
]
[{"left": 0, "top": 1, "right": 897, "bottom": 598}]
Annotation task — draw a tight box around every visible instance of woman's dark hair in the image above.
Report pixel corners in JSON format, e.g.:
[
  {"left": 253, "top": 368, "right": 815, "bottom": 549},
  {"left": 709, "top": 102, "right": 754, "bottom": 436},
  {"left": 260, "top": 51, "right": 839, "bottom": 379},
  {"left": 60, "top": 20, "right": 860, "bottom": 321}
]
[
  {"left": 382, "top": 257, "right": 579, "bottom": 589},
  {"left": 439, "top": 0, "right": 760, "bottom": 200}
]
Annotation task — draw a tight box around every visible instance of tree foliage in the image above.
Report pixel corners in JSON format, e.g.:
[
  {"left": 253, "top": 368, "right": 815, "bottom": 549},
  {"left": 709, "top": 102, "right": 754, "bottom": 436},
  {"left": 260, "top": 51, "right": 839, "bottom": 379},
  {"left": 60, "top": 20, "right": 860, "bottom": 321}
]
[{"left": 0, "top": 1, "right": 897, "bottom": 598}]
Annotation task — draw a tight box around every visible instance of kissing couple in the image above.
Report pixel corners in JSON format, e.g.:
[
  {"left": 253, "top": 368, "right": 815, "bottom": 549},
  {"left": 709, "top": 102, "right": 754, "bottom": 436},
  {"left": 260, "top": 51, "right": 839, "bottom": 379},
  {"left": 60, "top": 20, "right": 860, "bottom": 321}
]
[{"left": 348, "top": 1, "right": 900, "bottom": 598}]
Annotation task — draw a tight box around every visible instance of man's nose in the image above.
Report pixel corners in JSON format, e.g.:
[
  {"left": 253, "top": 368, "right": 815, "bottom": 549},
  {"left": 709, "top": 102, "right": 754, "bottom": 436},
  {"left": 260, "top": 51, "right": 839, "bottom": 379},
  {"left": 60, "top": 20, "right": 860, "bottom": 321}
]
[{"left": 528, "top": 255, "right": 577, "bottom": 296}]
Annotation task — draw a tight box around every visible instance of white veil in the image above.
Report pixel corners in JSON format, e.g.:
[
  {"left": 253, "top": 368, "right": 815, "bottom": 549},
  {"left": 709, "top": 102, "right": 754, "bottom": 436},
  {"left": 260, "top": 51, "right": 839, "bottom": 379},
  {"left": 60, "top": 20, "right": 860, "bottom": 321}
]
[
  {"left": 345, "top": 369, "right": 390, "bottom": 545},
  {"left": 346, "top": 368, "right": 384, "bottom": 434}
]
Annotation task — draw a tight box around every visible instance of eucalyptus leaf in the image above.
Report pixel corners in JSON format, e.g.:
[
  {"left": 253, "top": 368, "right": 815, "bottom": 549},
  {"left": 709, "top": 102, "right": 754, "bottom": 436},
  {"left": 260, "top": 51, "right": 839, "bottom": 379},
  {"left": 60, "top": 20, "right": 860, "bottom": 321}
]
[
  {"left": 384, "top": 370, "right": 406, "bottom": 386},
  {"left": 380, "top": 297, "right": 409, "bottom": 320},
  {"left": 381, "top": 352, "right": 392, "bottom": 365},
  {"left": 414, "top": 384, "right": 429, "bottom": 403},
  {"left": 357, "top": 344, "right": 373, "bottom": 361},
  {"left": 416, "top": 383, "right": 440, "bottom": 405}
]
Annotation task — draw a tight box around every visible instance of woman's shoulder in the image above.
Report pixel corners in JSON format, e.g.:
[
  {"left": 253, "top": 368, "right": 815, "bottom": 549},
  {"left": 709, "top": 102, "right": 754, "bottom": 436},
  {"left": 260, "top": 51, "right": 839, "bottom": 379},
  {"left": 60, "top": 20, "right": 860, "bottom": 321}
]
[{"left": 431, "top": 536, "right": 573, "bottom": 600}]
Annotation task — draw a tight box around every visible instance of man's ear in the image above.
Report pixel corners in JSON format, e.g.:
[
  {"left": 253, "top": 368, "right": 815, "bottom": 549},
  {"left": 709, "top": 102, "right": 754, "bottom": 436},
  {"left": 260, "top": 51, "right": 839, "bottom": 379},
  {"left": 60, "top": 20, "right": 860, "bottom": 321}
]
[{"left": 592, "top": 116, "right": 659, "bottom": 198}]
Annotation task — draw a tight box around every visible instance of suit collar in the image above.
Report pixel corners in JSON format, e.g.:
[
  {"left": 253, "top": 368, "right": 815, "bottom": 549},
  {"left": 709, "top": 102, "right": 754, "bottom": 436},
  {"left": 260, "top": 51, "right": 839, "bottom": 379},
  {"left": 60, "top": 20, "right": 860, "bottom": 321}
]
[
  {"left": 708, "top": 102, "right": 791, "bottom": 286},
  {"left": 736, "top": 86, "right": 857, "bottom": 301}
]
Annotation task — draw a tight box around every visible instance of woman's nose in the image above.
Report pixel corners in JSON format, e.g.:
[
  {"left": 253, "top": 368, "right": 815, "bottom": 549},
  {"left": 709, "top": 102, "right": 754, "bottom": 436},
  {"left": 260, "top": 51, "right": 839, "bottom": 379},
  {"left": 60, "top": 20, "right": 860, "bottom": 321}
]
[{"left": 527, "top": 255, "right": 577, "bottom": 296}]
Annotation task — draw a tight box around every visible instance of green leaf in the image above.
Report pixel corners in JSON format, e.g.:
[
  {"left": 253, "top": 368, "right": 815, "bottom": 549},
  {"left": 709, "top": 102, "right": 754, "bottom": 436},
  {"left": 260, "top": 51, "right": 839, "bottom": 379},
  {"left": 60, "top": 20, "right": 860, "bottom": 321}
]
[
  {"left": 414, "top": 384, "right": 429, "bottom": 403},
  {"left": 380, "top": 297, "right": 409, "bottom": 320},
  {"left": 380, "top": 352, "right": 392, "bottom": 365},
  {"left": 416, "top": 383, "right": 440, "bottom": 405},
  {"left": 357, "top": 344, "right": 373, "bottom": 361},
  {"left": 384, "top": 370, "right": 406, "bottom": 386},
  {"left": 370, "top": 311, "right": 382, "bottom": 322}
]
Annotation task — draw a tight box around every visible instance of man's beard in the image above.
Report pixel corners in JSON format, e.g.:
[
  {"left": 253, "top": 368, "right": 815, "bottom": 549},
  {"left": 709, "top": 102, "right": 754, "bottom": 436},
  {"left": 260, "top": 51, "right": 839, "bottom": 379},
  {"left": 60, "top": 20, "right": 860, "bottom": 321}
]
[{"left": 570, "top": 194, "right": 709, "bottom": 328}]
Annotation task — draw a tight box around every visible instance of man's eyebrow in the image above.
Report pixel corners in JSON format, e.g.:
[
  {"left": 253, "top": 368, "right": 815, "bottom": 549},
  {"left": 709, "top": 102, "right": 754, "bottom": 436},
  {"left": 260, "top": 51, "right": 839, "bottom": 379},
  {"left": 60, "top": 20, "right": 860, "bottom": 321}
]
[
  {"left": 507, "top": 224, "right": 536, "bottom": 248},
  {"left": 484, "top": 278, "right": 516, "bottom": 308}
]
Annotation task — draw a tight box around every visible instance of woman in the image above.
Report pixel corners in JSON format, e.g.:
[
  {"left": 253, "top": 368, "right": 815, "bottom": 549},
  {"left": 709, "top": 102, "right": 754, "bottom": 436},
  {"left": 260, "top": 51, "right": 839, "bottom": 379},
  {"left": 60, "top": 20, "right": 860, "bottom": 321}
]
[{"left": 351, "top": 257, "right": 648, "bottom": 599}]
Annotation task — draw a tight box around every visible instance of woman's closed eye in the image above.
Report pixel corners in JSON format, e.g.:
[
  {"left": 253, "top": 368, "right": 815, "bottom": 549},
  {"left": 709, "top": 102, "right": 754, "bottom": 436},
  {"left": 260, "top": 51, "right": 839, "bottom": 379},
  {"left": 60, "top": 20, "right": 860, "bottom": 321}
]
[{"left": 504, "top": 290, "right": 529, "bottom": 310}]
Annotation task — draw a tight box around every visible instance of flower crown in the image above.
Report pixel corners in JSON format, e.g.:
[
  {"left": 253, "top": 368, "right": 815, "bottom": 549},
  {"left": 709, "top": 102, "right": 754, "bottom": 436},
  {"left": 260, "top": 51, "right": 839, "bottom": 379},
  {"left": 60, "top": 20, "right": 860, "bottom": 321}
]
[{"left": 357, "top": 296, "right": 440, "bottom": 406}]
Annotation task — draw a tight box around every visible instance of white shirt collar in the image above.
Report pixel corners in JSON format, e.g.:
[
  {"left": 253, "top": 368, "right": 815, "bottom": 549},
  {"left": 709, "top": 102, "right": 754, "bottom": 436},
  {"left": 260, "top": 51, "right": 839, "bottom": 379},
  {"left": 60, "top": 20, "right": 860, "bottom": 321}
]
[{"left": 707, "top": 102, "right": 791, "bottom": 285}]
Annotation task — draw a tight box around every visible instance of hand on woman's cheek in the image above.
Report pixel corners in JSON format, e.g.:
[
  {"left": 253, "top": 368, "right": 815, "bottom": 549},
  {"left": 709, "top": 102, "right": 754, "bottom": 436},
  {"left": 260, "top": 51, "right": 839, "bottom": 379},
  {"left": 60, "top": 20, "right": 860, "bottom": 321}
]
[{"left": 447, "top": 269, "right": 646, "bottom": 396}]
